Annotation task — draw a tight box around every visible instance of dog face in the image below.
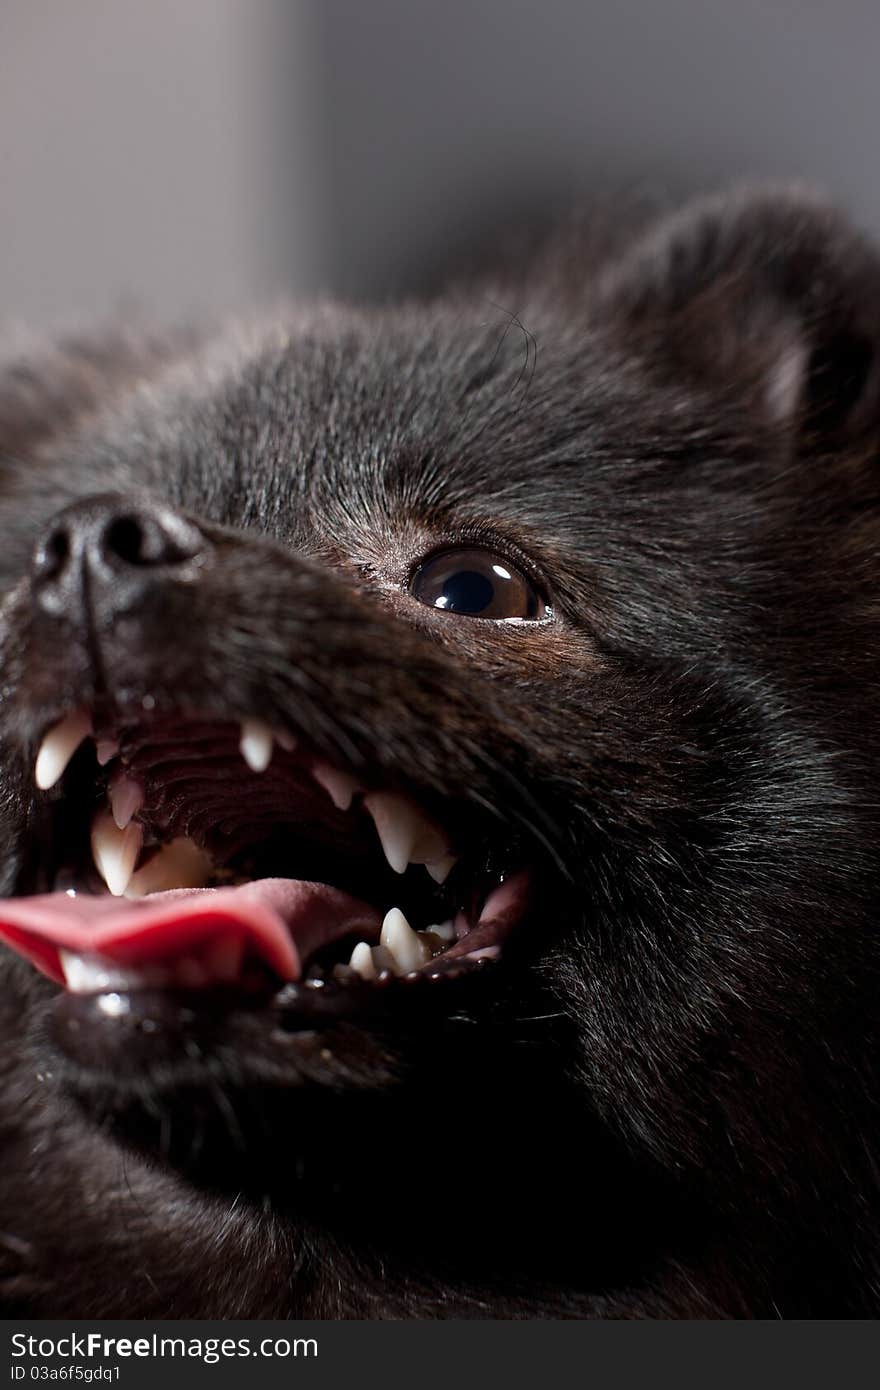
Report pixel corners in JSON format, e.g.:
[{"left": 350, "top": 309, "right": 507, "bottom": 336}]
[{"left": 1, "top": 187, "right": 879, "bottom": 1317}]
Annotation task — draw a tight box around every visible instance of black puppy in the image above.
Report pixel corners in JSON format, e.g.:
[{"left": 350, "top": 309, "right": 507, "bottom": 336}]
[{"left": 0, "top": 185, "right": 878, "bottom": 1318}]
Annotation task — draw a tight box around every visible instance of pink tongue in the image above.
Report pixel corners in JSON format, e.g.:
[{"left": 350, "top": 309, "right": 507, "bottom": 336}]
[{"left": 0, "top": 881, "right": 382, "bottom": 987}]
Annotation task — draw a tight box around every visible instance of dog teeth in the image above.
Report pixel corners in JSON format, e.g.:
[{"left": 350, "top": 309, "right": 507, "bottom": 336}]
[
  {"left": 371, "top": 944, "right": 397, "bottom": 974},
  {"left": 239, "top": 718, "right": 273, "bottom": 773},
  {"left": 425, "top": 854, "right": 456, "bottom": 885},
  {"left": 108, "top": 772, "right": 144, "bottom": 830},
  {"left": 124, "top": 837, "right": 214, "bottom": 897},
  {"left": 347, "top": 942, "right": 395, "bottom": 978},
  {"left": 90, "top": 811, "right": 144, "bottom": 897},
  {"left": 35, "top": 710, "right": 92, "bottom": 790},
  {"left": 363, "top": 792, "right": 450, "bottom": 875},
  {"left": 427, "top": 919, "right": 456, "bottom": 942},
  {"left": 363, "top": 793, "right": 410, "bottom": 874},
  {"left": 315, "top": 766, "right": 457, "bottom": 882},
  {"left": 312, "top": 762, "right": 362, "bottom": 812},
  {"left": 59, "top": 951, "right": 148, "bottom": 994},
  {"left": 348, "top": 913, "right": 447, "bottom": 981},
  {"left": 380, "top": 907, "right": 434, "bottom": 972},
  {"left": 59, "top": 938, "right": 246, "bottom": 995},
  {"left": 95, "top": 737, "right": 120, "bottom": 767},
  {"left": 348, "top": 941, "right": 377, "bottom": 980}
]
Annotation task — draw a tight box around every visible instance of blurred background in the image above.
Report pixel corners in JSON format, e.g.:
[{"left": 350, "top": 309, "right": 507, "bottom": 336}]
[{"left": 2, "top": 0, "right": 880, "bottom": 326}]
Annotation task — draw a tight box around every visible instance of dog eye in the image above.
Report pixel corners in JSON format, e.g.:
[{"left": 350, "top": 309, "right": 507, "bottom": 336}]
[{"left": 410, "top": 547, "right": 546, "bottom": 620}]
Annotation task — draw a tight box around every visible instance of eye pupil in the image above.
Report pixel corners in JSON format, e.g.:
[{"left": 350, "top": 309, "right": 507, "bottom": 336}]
[{"left": 437, "top": 569, "right": 495, "bottom": 614}]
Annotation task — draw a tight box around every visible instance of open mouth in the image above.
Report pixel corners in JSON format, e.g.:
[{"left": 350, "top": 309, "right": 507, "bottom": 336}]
[{"left": 0, "top": 708, "right": 530, "bottom": 1007}]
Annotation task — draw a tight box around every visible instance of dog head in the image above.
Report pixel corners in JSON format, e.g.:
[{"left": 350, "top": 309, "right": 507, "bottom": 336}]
[{"left": 1, "top": 186, "right": 879, "bottom": 1316}]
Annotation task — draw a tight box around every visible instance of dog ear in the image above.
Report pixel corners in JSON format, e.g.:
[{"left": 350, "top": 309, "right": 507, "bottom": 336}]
[{"left": 596, "top": 186, "right": 880, "bottom": 443}]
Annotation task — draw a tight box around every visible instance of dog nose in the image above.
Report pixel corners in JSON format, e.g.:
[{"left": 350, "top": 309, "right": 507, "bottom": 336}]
[{"left": 31, "top": 495, "right": 209, "bottom": 619}]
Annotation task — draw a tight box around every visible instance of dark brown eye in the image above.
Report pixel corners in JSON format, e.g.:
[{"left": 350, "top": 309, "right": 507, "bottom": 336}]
[{"left": 410, "top": 547, "right": 547, "bottom": 620}]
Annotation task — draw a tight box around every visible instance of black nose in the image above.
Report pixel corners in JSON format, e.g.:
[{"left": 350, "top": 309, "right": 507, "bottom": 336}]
[{"left": 31, "top": 495, "right": 209, "bottom": 619}]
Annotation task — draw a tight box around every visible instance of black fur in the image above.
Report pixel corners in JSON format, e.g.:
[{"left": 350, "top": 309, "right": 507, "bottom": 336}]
[{"left": 1, "top": 185, "right": 879, "bottom": 1317}]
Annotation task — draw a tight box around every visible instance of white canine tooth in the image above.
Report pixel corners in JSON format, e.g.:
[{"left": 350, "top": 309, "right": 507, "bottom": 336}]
[
  {"left": 370, "top": 944, "right": 397, "bottom": 975},
  {"left": 380, "top": 907, "right": 433, "bottom": 973},
  {"left": 124, "top": 837, "right": 213, "bottom": 897},
  {"left": 108, "top": 773, "right": 144, "bottom": 830},
  {"left": 58, "top": 950, "right": 177, "bottom": 995},
  {"left": 90, "top": 811, "right": 143, "bottom": 897},
  {"left": 75, "top": 957, "right": 110, "bottom": 990},
  {"left": 364, "top": 794, "right": 412, "bottom": 874},
  {"left": 59, "top": 951, "right": 139, "bottom": 994},
  {"left": 59, "top": 950, "right": 114, "bottom": 993},
  {"left": 312, "top": 762, "right": 361, "bottom": 812},
  {"left": 35, "top": 710, "right": 92, "bottom": 790},
  {"left": 364, "top": 792, "right": 449, "bottom": 875},
  {"left": 239, "top": 718, "right": 274, "bottom": 773},
  {"left": 95, "top": 737, "right": 120, "bottom": 767},
  {"left": 349, "top": 941, "right": 377, "bottom": 981},
  {"left": 425, "top": 855, "right": 456, "bottom": 885},
  {"left": 409, "top": 819, "right": 449, "bottom": 864}
]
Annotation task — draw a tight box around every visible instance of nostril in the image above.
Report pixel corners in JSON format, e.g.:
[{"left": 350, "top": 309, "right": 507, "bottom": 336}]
[
  {"left": 103, "top": 515, "right": 152, "bottom": 566},
  {"left": 100, "top": 509, "right": 205, "bottom": 568},
  {"left": 34, "top": 526, "right": 71, "bottom": 584}
]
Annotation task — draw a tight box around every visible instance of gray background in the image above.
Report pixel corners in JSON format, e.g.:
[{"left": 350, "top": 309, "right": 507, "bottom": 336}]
[{"left": 1, "top": 0, "right": 879, "bottom": 325}]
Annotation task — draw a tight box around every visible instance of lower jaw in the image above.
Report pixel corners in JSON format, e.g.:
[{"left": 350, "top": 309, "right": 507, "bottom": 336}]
[
  {"left": 45, "top": 942, "right": 510, "bottom": 1092},
  {"left": 32, "top": 876, "right": 533, "bottom": 1098}
]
